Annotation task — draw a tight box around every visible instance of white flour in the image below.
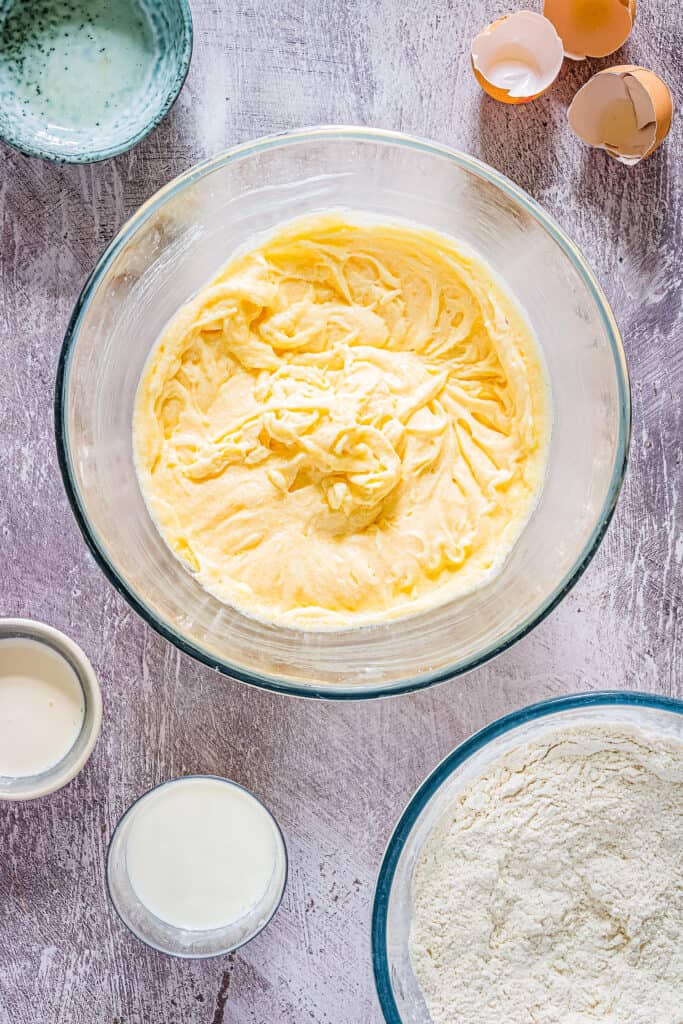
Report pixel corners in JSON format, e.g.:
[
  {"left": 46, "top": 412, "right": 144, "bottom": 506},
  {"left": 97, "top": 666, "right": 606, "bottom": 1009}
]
[{"left": 410, "top": 724, "right": 683, "bottom": 1024}]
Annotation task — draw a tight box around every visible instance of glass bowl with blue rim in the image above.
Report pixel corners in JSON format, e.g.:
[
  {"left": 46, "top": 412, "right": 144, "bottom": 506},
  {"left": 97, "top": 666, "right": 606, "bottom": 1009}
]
[
  {"left": 56, "top": 127, "right": 630, "bottom": 698},
  {"left": 371, "top": 690, "right": 683, "bottom": 1022},
  {"left": 0, "top": 0, "right": 192, "bottom": 162}
]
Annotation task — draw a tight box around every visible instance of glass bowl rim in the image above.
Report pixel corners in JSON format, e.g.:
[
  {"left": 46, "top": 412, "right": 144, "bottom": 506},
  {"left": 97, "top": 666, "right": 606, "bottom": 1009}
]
[
  {"left": 105, "top": 772, "right": 289, "bottom": 958},
  {"left": 0, "top": 0, "right": 193, "bottom": 164},
  {"left": 371, "top": 688, "right": 683, "bottom": 1023},
  {"left": 54, "top": 125, "right": 631, "bottom": 700}
]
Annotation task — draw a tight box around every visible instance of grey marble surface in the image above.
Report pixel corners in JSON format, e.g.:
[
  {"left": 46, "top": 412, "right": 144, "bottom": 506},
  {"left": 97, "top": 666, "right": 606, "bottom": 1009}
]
[{"left": 0, "top": 2, "right": 681, "bottom": 1022}]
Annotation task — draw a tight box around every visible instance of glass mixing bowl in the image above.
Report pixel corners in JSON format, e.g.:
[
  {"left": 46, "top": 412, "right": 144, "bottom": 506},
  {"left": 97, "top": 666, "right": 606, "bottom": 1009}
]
[
  {"left": 371, "top": 691, "right": 683, "bottom": 1023},
  {"left": 55, "top": 127, "right": 630, "bottom": 699}
]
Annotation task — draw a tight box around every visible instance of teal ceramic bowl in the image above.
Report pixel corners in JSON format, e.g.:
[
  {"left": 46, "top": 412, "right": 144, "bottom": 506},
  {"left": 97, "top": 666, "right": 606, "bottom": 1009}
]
[{"left": 0, "top": 0, "right": 192, "bottom": 162}]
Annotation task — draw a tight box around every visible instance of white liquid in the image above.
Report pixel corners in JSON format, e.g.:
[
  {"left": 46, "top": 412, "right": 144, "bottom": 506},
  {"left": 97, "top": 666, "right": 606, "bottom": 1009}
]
[
  {"left": 125, "top": 777, "right": 284, "bottom": 932},
  {"left": 0, "top": 638, "right": 84, "bottom": 777}
]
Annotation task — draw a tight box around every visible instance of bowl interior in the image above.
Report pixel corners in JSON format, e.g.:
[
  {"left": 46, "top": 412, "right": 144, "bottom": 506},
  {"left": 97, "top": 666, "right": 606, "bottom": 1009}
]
[
  {"left": 372, "top": 694, "right": 683, "bottom": 1023},
  {"left": 0, "top": 0, "right": 191, "bottom": 162},
  {"left": 57, "top": 129, "right": 629, "bottom": 695}
]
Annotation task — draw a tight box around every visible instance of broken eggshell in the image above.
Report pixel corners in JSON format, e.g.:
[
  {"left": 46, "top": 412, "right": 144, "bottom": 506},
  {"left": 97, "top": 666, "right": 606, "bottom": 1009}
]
[
  {"left": 568, "top": 65, "right": 673, "bottom": 165},
  {"left": 544, "top": 0, "right": 635, "bottom": 60},
  {"left": 471, "top": 11, "right": 564, "bottom": 104}
]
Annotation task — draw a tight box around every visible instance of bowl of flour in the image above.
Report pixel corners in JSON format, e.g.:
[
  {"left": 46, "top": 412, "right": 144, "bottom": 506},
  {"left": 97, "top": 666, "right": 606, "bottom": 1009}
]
[{"left": 372, "top": 691, "right": 683, "bottom": 1024}]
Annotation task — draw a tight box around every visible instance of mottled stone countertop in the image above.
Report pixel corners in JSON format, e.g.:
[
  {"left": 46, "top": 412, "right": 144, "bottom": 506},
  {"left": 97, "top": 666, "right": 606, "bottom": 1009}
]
[{"left": 0, "top": 1, "right": 680, "bottom": 1021}]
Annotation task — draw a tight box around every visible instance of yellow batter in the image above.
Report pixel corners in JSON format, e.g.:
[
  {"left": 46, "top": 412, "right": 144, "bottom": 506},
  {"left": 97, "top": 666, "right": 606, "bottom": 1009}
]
[{"left": 134, "top": 214, "right": 549, "bottom": 628}]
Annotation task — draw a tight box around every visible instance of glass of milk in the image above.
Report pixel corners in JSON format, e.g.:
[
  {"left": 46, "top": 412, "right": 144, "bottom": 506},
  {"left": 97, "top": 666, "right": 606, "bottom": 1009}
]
[
  {"left": 0, "top": 619, "right": 102, "bottom": 800},
  {"left": 106, "top": 775, "right": 288, "bottom": 956}
]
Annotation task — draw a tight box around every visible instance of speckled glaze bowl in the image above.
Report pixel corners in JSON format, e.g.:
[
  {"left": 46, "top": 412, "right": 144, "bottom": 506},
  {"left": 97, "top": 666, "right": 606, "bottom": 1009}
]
[
  {"left": 372, "top": 691, "right": 683, "bottom": 1023},
  {"left": 0, "top": 0, "right": 192, "bottom": 162},
  {"left": 56, "top": 128, "right": 630, "bottom": 698}
]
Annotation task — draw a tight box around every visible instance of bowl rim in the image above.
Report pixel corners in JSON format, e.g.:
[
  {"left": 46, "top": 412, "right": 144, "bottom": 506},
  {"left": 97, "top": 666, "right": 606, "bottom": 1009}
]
[
  {"left": 0, "top": 0, "right": 193, "bottom": 164},
  {"left": 105, "top": 772, "right": 289, "bottom": 958},
  {"left": 371, "top": 688, "right": 683, "bottom": 1023},
  {"left": 0, "top": 617, "right": 103, "bottom": 799},
  {"left": 54, "top": 125, "right": 631, "bottom": 700}
]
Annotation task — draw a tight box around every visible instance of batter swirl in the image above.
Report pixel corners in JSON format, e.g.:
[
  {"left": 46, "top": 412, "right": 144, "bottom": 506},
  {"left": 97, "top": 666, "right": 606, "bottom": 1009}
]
[{"left": 134, "top": 215, "right": 549, "bottom": 627}]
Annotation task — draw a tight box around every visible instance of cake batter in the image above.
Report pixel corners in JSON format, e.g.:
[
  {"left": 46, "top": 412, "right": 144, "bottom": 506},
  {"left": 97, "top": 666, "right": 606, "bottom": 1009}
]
[{"left": 134, "top": 214, "right": 549, "bottom": 627}]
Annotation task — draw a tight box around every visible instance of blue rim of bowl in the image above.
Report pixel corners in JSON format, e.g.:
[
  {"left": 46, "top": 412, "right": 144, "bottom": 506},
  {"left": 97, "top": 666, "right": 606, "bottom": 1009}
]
[
  {"left": 54, "top": 126, "right": 631, "bottom": 700},
  {"left": 371, "top": 689, "right": 683, "bottom": 1023},
  {"left": 0, "top": 0, "right": 193, "bottom": 163},
  {"left": 105, "top": 773, "right": 289, "bottom": 959}
]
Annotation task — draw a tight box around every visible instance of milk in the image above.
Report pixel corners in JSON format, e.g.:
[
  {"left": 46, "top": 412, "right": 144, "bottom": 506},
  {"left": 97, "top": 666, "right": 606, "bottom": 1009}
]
[
  {"left": 0, "top": 637, "right": 84, "bottom": 777},
  {"left": 124, "top": 777, "right": 286, "bottom": 933}
]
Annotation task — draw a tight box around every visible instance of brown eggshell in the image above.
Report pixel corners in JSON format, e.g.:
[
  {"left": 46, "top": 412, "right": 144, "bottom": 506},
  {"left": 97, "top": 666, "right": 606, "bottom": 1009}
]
[
  {"left": 544, "top": 0, "right": 635, "bottom": 59},
  {"left": 568, "top": 64, "right": 673, "bottom": 165},
  {"left": 471, "top": 11, "right": 564, "bottom": 104}
]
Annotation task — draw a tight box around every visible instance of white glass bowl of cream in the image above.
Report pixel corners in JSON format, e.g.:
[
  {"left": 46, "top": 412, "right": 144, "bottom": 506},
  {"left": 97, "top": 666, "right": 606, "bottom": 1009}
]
[
  {"left": 106, "top": 776, "right": 287, "bottom": 957},
  {"left": 371, "top": 692, "right": 683, "bottom": 1024},
  {"left": 56, "top": 127, "right": 630, "bottom": 698},
  {"left": 0, "top": 619, "right": 102, "bottom": 800}
]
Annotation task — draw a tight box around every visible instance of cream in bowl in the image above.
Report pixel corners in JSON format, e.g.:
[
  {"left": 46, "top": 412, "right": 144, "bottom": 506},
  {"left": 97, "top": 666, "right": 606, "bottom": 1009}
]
[
  {"left": 0, "top": 619, "right": 102, "bottom": 800},
  {"left": 134, "top": 213, "right": 550, "bottom": 629},
  {"left": 106, "top": 776, "right": 287, "bottom": 957}
]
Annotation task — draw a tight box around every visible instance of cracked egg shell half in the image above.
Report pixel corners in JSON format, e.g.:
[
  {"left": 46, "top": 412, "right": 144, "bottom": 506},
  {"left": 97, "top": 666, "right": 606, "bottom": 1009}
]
[
  {"left": 544, "top": 0, "right": 635, "bottom": 60},
  {"left": 568, "top": 65, "right": 673, "bottom": 165},
  {"left": 471, "top": 11, "right": 564, "bottom": 104}
]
